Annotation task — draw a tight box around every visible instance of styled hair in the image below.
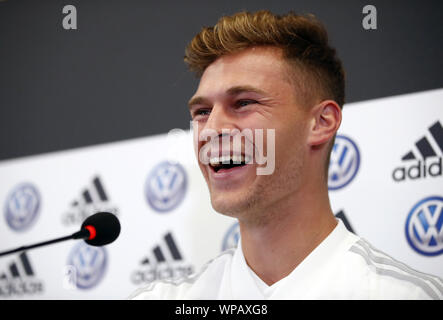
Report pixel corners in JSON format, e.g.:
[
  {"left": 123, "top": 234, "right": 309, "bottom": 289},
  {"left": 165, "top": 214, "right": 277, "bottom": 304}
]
[{"left": 184, "top": 10, "right": 345, "bottom": 108}]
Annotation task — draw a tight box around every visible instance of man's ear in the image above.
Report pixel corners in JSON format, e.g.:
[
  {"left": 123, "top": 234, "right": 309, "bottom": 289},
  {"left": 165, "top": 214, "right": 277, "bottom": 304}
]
[{"left": 307, "top": 100, "right": 342, "bottom": 147}]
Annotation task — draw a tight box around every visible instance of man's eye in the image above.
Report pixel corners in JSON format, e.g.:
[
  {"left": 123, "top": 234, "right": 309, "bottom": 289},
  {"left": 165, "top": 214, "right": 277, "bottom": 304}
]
[
  {"left": 236, "top": 99, "right": 257, "bottom": 107},
  {"left": 193, "top": 109, "right": 211, "bottom": 117}
]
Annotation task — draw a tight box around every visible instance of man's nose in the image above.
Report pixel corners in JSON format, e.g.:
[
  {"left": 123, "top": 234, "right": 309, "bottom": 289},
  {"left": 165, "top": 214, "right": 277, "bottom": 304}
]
[{"left": 203, "top": 104, "right": 237, "bottom": 135}]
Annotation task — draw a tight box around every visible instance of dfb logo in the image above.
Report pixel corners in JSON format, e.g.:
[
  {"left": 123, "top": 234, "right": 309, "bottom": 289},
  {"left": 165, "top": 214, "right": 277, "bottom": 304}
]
[
  {"left": 145, "top": 161, "right": 187, "bottom": 212},
  {"left": 405, "top": 196, "right": 443, "bottom": 256},
  {"left": 4, "top": 183, "right": 41, "bottom": 232},
  {"left": 221, "top": 222, "right": 240, "bottom": 251},
  {"left": 67, "top": 242, "right": 108, "bottom": 289},
  {"left": 328, "top": 135, "right": 361, "bottom": 190}
]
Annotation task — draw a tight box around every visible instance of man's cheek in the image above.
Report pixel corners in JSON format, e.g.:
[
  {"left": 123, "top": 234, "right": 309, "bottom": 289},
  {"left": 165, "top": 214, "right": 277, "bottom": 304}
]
[
  {"left": 255, "top": 129, "right": 276, "bottom": 176},
  {"left": 197, "top": 159, "right": 209, "bottom": 181}
]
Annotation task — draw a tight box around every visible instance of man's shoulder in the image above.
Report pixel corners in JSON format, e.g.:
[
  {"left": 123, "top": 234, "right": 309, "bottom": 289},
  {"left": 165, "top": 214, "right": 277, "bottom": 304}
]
[
  {"left": 343, "top": 237, "right": 443, "bottom": 300},
  {"left": 128, "top": 248, "right": 235, "bottom": 300}
]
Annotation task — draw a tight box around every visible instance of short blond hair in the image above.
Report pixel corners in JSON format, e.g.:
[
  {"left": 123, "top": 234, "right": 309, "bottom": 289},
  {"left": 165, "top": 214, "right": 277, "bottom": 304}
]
[{"left": 184, "top": 10, "right": 345, "bottom": 108}]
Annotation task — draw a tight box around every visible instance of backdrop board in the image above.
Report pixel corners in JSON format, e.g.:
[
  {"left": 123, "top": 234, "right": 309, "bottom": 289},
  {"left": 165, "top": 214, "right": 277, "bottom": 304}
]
[{"left": 0, "top": 88, "right": 442, "bottom": 299}]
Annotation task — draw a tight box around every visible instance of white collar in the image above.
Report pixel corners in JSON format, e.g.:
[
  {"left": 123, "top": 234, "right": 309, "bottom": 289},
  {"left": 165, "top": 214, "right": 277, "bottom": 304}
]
[{"left": 230, "top": 219, "right": 352, "bottom": 299}]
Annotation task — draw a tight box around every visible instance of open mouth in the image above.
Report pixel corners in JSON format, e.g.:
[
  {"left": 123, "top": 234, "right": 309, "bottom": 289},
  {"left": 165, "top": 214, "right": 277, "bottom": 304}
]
[{"left": 208, "top": 155, "right": 251, "bottom": 173}]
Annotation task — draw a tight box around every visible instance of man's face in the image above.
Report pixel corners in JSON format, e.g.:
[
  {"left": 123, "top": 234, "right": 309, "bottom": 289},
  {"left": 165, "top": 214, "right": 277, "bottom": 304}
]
[{"left": 188, "top": 46, "right": 311, "bottom": 223}]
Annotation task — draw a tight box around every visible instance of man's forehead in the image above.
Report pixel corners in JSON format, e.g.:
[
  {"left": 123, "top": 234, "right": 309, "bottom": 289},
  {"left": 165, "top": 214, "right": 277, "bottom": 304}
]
[{"left": 195, "top": 46, "right": 290, "bottom": 95}]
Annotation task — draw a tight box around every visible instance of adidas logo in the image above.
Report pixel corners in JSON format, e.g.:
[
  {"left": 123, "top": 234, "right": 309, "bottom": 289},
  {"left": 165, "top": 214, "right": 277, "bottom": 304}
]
[
  {"left": 141, "top": 232, "right": 183, "bottom": 265},
  {"left": 0, "top": 252, "right": 44, "bottom": 297},
  {"left": 335, "top": 210, "right": 355, "bottom": 233},
  {"left": 62, "top": 175, "right": 119, "bottom": 226},
  {"left": 392, "top": 120, "right": 443, "bottom": 182},
  {"left": 131, "top": 232, "right": 194, "bottom": 285}
]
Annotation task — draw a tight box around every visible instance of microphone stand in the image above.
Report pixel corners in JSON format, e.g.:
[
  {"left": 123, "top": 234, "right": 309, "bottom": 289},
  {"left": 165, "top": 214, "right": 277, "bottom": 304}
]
[{"left": 0, "top": 228, "right": 90, "bottom": 257}]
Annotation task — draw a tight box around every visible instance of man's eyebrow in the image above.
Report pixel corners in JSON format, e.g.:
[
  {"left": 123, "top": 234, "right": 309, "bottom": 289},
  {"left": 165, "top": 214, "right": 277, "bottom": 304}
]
[
  {"left": 187, "top": 96, "right": 209, "bottom": 109},
  {"left": 188, "top": 85, "right": 267, "bottom": 109},
  {"left": 226, "top": 85, "right": 267, "bottom": 96}
]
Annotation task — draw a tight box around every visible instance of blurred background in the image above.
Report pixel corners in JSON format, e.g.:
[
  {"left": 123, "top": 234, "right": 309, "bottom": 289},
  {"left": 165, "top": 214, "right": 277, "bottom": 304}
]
[{"left": 1, "top": 0, "right": 442, "bottom": 160}]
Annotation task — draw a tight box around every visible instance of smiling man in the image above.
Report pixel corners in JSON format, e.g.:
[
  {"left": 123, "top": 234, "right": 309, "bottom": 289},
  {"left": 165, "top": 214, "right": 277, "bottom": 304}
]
[{"left": 130, "top": 10, "right": 443, "bottom": 299}]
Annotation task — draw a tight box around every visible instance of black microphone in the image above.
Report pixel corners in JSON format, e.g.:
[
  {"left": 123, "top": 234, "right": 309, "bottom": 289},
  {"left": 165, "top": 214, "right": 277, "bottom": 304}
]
[{"left": 0, "top": 212, "right": 121, "bottom": 257}]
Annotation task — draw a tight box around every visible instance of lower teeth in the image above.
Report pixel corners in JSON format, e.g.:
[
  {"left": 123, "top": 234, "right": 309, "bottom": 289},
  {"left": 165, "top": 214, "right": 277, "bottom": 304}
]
[{"left": 214, "top": 164, "right": 245, "bottom": 172}]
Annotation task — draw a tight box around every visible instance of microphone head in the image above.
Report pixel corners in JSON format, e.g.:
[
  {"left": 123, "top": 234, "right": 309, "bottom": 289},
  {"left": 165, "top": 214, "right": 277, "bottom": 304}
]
[{"left": 81, "top": 212, "right": 121, "bottom": 246}]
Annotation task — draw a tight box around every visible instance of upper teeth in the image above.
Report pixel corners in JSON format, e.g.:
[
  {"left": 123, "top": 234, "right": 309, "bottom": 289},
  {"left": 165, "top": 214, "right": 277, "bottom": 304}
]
[{"left": 209, "top": 155, "right": 252, "bottom": 165}]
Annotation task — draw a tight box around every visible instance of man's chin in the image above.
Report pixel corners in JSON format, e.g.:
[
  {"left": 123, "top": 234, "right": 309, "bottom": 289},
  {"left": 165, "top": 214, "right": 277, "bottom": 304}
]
[{"left": 210, "top": 194, "right": 252, "bottom": 217}]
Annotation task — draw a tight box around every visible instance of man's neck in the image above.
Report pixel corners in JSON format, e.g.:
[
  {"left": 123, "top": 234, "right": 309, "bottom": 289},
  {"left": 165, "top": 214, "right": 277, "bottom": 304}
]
[{"left": 238, "top": 190, "right": 337, "bottom": 286}]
